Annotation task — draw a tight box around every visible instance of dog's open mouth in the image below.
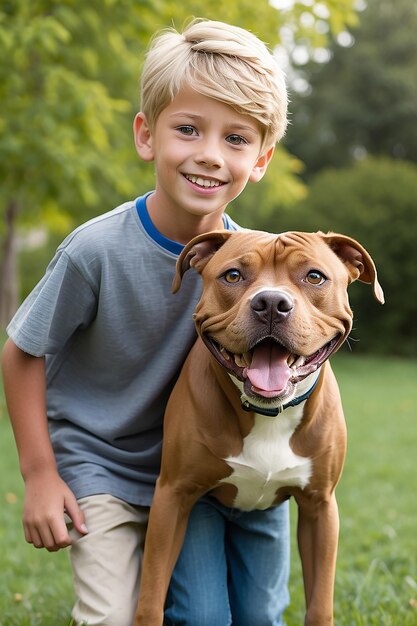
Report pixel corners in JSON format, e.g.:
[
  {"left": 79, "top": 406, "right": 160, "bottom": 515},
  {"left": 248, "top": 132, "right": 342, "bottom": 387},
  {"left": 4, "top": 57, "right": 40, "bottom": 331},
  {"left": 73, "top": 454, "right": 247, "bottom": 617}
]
[{"left": 203, "top": 335, "right": 341, "bottom": 400}]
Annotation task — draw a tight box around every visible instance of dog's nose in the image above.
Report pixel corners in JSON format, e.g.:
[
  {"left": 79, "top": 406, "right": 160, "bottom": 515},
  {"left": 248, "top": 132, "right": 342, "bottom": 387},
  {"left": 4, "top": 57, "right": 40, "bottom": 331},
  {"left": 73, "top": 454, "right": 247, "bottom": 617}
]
[{"left": 251, "top": 290, "right": 294, "bottom": 323}]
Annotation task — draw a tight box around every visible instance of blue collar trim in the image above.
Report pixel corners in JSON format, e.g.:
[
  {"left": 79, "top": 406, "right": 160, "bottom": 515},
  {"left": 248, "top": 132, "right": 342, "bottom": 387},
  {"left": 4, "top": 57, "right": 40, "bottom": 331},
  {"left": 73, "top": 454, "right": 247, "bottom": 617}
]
[
  {"left": 136, "top": 193, "right": 184, "bottom": 255},
  {"left": 135, "top": 192, "right": 237, "bottom": 255}
]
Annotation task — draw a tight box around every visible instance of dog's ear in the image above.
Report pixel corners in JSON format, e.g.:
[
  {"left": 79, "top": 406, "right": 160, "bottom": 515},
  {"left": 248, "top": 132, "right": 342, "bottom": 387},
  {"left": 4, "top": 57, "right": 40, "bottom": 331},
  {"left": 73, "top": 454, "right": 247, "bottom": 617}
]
[
  {"left": 172, "top": 231, "right": 233, "bottom": 293},
  {"left": 320, "top": 233, "right": 384, "bottom": 304}
]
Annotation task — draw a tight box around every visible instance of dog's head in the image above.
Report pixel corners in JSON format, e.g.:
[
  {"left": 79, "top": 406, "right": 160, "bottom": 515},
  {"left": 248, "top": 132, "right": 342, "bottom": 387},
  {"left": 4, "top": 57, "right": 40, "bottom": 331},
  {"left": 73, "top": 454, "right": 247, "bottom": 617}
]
[{"left": 173, "top": 230, "right": 384, "bottom": 406}]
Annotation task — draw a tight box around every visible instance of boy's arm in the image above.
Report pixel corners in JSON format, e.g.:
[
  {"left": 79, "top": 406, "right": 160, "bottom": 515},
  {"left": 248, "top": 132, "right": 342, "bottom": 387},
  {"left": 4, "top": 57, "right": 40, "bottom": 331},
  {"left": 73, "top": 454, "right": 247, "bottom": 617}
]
[{"left": 1, "top": 338, "right": 88, "bottom": 551}]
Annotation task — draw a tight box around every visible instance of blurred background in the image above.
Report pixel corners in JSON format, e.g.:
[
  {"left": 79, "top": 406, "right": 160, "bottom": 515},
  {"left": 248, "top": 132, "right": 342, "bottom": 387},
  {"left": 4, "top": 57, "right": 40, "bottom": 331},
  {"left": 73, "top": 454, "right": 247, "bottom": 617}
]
[{"left": 1, "top": 0, "right": 416, "bottom": 354}]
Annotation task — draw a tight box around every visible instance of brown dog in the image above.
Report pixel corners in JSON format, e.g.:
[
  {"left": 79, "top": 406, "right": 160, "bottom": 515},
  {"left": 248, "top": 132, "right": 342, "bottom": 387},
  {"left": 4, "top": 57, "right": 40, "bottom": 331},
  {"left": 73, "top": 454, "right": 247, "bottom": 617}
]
[{"left": 134, "top": 230, "right": 384, "bottom": 626}]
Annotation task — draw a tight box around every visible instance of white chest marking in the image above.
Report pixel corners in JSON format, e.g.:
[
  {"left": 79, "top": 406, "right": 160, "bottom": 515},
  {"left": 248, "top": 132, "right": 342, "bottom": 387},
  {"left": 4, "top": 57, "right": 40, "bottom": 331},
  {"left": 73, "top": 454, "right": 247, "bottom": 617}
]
[{"left": 220, "top": 403, "right": 312, "bottom": 511}]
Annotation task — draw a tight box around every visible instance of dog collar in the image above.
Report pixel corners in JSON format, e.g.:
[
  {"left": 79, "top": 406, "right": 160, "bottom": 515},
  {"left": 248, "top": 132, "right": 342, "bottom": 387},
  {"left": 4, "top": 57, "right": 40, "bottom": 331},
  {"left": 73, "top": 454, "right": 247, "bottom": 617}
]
[{"left": 241, "top": 374, "right": 320, "bottom": 417}]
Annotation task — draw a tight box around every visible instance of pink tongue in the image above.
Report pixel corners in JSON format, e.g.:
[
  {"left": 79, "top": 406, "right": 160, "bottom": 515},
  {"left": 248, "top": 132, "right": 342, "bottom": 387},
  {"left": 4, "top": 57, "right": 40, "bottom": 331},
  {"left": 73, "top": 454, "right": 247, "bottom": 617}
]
[{"left": 246, "top": 342, "right": 291, "bottom": 393}]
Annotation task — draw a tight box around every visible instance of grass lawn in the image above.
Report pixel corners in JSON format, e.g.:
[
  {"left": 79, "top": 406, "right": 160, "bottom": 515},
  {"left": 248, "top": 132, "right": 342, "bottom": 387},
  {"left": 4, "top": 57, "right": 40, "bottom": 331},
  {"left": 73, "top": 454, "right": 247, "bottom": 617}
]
[{"left": 0, "top": 348, "right": 416, "bottom": 625}]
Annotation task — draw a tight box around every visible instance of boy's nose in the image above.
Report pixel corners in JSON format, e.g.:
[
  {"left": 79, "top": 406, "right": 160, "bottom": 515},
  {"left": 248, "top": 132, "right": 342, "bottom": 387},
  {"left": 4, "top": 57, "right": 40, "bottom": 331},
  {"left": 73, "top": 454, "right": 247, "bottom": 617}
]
[{"left": 195, "top": 140, "right": 225, "bottom": 168}]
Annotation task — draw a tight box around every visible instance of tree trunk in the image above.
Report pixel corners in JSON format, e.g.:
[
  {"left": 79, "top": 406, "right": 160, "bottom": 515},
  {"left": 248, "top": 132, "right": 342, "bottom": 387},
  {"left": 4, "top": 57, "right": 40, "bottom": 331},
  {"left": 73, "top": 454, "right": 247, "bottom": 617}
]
[{"left": 0, "top": 199, "right": 19, "bottom": 330}]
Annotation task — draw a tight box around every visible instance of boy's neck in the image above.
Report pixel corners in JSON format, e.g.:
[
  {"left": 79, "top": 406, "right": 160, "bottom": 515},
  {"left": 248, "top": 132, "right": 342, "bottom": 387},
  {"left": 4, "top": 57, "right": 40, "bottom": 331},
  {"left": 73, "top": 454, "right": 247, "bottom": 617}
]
[{"left": 146, "top": 193, "right": 226, "bottom": 245}]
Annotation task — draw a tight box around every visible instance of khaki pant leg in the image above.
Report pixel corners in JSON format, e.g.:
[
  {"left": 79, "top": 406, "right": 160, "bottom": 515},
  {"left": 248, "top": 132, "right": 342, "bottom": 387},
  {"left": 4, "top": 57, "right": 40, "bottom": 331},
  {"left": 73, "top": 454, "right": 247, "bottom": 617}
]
[{"left": 69, "top": 494, "right": 148, "bottom": 626}]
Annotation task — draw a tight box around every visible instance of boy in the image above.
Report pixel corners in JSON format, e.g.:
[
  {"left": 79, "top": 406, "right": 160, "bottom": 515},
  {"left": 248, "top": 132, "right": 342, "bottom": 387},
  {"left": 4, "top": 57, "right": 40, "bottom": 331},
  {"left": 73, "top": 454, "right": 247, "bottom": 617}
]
[{"left": 2, "top": 18, "right": 289, "bottom": 626}]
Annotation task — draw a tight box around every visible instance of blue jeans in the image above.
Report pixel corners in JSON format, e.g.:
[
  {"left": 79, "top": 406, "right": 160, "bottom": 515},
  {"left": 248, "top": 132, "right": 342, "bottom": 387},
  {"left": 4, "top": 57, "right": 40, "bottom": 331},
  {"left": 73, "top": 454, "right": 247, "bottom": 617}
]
[{"left": 164, "top": 495, "right": 290, "bottom": 626}]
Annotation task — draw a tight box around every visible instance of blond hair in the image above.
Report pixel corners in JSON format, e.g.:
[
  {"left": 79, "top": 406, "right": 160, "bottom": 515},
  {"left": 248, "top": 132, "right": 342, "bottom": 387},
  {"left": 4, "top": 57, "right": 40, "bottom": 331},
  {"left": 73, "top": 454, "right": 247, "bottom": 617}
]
[{"left": 140, "top": 18, "right": 288, "bottom": 150}]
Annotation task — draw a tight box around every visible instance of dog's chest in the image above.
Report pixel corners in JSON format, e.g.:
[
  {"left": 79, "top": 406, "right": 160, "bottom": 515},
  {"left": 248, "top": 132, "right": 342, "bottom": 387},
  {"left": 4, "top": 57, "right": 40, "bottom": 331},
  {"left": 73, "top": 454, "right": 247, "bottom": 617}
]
[{"left": 220, "top": 405, "right": 312, "bottom": 511}]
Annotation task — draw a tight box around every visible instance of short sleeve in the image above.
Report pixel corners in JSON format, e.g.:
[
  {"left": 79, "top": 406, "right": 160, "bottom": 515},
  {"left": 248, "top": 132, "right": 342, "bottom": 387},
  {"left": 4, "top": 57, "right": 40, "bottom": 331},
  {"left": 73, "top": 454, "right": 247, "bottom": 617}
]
[{"left": 7, "top": 249, "right": 98, "bottom": 357}]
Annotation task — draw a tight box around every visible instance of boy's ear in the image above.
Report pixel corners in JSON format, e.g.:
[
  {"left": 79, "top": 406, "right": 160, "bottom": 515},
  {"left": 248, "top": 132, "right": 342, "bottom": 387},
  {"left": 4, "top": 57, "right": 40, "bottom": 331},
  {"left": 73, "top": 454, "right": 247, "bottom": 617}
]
[
  {"left": 249, "top": 145, "right": 275, "bottom": 183},
  {"left": 133, "top": 113, "right": 154, "bottom": 162}
]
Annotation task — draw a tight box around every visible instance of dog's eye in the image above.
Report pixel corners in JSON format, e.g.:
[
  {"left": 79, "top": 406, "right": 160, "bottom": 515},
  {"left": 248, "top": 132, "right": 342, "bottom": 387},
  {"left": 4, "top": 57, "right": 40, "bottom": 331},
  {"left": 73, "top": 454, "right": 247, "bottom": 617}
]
[
  {"left": 223, "top": 269, "right": 242, "bottom": 283},
  {"left": 305, "top": 270, "right": 327, "bottom": 285}
]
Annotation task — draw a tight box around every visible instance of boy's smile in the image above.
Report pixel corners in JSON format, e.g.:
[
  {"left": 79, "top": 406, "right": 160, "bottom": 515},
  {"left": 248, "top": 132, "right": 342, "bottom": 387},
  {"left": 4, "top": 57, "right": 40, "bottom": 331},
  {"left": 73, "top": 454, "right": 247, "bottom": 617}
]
[{"left": 134, "top": 87, "right": 274, "bottom": 243}]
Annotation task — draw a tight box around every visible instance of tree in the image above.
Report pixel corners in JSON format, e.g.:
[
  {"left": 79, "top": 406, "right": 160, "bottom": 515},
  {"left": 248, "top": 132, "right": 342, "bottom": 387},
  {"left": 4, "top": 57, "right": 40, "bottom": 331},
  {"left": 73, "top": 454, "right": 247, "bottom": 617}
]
[
  {"left": 284, "top": 0, "right": 417, "bottom": 175},
  {"left": 269, "top": 157, "right": 417, "bottom": 356},
  {"left": 0, "top": 0, "right": 153, "bottom": 324},
  {"left": 0, "top": 0, "right": 357, "bottom": 327},
  {"left": 229, "top": 146, "right": 308, "bottom": 230}
]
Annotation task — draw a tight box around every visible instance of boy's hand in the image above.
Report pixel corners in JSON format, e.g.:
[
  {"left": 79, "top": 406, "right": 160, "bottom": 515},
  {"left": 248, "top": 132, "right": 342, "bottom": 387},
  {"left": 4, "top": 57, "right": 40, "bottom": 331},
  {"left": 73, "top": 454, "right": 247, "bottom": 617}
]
[
  {"left": 23, "top": 468, "right": 88, "bottom": 552},
  {"left": 1, "top": 341, "right": 88, "bottom": 551}
]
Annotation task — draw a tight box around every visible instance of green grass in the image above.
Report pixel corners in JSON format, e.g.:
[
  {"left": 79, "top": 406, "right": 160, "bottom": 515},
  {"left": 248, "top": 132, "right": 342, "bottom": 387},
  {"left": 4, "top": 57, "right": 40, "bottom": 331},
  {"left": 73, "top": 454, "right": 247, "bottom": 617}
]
[
  {"left": 1, "top": 347, "right": 416, "bottom": 625},
  {"left": 285, "top": 354, "right": 417, "bottom": 626}
]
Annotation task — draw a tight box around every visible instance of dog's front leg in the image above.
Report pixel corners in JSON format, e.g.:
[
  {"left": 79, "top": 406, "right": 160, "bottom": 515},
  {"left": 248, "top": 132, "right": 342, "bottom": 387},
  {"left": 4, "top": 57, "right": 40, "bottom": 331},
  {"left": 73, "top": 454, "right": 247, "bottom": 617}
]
[
  {"left": 297, "top": 492, "right": 339, "bottom": 626},
  {"left": 134, "top": 480, "right": 200, "bottom": 626}
]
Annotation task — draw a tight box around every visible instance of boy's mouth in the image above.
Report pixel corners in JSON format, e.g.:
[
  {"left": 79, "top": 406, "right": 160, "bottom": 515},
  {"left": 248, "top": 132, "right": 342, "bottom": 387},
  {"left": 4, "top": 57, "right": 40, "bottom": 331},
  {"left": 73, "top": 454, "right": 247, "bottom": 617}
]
[{"left": 183, "top": 174, "right": 225, "bottom": 189}]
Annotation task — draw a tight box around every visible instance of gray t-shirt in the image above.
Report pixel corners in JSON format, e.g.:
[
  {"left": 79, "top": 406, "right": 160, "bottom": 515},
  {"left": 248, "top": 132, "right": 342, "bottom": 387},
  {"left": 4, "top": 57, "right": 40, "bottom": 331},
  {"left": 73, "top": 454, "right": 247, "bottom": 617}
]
[{"left": 7, "top": 193, "right": 238, "bottom": 506}]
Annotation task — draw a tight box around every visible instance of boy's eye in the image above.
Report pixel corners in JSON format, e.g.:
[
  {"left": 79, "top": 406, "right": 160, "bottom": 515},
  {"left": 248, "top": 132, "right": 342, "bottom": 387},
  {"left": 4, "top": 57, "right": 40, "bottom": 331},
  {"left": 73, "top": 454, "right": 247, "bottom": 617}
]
[
  {"left": 305, "top": 270, "right": 327, "bottom": 285},
  {"left": 226, "top": 134, "right": 248, "bottom": 146},
  {"left": 176, "top": 125, "right": 196, "bottom": 136},
  {"left": 223, "top": 269, "right": 243, "bottom": 283}
]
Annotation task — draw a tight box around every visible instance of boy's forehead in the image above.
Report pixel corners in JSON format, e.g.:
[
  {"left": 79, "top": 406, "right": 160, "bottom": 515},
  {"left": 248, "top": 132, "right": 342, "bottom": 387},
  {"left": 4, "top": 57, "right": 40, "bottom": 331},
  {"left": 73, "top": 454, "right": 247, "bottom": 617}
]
[{"left": 161, "top": 86, "right": 263, "bottom": 133}]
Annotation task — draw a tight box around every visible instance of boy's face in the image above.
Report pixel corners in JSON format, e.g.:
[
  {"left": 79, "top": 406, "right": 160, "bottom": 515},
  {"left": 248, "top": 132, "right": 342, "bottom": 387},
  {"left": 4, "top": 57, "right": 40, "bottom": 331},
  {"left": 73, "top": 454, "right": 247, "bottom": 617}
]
[{"left": 134, "top": 87, "right": 273, "bottom": 232}]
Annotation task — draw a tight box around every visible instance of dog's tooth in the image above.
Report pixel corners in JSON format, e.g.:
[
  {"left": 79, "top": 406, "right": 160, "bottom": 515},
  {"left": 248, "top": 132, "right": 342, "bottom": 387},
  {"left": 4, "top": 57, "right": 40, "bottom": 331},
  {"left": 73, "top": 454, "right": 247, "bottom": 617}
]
[
  {"left": 243, "top": 352, "right": 252, "bottom": 367},
  {"left": 234, "top": 354, "right": 246, "bottom": 368},
  {"left": 292, "top": 355, "right": 305, "bottom": 369},
  {"left": 220, "top": 346, "right": 230, "bottom": 360}
]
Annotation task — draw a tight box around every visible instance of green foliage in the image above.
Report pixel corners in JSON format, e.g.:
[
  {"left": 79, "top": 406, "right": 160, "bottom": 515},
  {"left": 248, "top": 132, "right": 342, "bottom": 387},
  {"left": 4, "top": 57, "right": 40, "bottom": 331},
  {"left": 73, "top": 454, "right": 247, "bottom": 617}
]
[
  {"left": 270, "top": 0, "right": 417, "bottom": 357},
  {"left": 279, "top": 0, "right": 359, "bottom": 50},
  {"left": 18, "top": 234, "right": 62, "bottom": 300},
  {"left": 0, "top": 0, "right": 358, "bottom": 236},
  {"left": 162, "top": 0, "right": 284, "bottom": 42},
  {"left": 229, "top": 146, "right": 308, "bottom": 229},
  {"left": 0, "top": 0, "right": 358, "bottom": 314},
  {"left": 0, "top": 0, "right": 283, "bottom": 241},
  {"left": 285, "top": 0, "right": 417, "bottom": 174},
  {"left": 0, "top": 0, "right": 157, "bottom": 238},
  {"left": 270, "top": 157, "right": 417, "bottom": 356}
]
